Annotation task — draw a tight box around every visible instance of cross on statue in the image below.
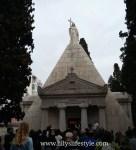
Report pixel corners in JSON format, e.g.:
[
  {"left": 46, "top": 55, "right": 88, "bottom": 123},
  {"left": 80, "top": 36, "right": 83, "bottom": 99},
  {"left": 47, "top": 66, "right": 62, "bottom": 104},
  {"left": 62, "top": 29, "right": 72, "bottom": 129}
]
[
  {"left": 68, "top": 18, "right": 74, "bottom": 27},
  {"left": 68, "top": 18, "right": 72, "bottom": 26}
]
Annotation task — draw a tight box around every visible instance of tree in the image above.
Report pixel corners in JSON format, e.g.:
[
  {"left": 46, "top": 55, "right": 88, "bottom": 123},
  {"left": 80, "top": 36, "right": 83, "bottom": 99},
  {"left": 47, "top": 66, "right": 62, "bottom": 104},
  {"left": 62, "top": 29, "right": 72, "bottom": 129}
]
[
  {"left": 120, "top": 0, "right": 136, "bottom": 126},
  {"left": 79, "top": 38, "right": 91, "bottom": 58},
  {"left": 108, "top": 63, "right": 124, "bottom": 92},
  {"left": 0, "top": 0, "right": 34, "bottom": 124}
]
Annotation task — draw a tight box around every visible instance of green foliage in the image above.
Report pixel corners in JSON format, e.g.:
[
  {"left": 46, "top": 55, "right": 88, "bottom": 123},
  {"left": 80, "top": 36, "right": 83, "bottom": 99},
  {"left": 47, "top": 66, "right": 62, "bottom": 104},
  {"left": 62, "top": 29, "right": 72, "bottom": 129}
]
[
  {"left": 79, "top": 38, "right": 91, "bottom": 59},
  {"left": 120, "top": 0, "right": 136, "bottom": 94},
  {"left": 120, "top": 0, "right": 136, "bottom": 126},
  {"left": 108, "top": 63, "right": 124, "bottom": 92},
  {"left": 0, "top": 0, "right": 34, "bottom": 123}
]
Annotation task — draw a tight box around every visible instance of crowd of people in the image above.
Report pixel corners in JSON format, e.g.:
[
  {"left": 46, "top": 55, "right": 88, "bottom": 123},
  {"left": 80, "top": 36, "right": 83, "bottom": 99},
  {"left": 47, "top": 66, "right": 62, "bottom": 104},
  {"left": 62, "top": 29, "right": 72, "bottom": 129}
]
[{"left": 0, "top": 122, "right": 136, "bottom": 150}]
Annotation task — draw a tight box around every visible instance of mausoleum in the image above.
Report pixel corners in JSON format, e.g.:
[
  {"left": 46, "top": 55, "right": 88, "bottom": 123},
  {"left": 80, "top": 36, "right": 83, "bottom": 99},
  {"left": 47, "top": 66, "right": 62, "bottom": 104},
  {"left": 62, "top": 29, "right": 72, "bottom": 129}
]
[{"left": 24, "top": 21, "right": 133, "bottom": 132}]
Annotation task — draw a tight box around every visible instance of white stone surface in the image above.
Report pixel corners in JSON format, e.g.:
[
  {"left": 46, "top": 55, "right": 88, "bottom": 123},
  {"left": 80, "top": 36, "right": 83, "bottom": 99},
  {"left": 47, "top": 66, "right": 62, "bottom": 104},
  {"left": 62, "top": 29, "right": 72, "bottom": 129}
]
[
  {"left": 23, "top": 95, "right": 42, "bottom": 130},
  {"left": 81, "top": 107, "right": 88, "bottom": 129},
  {"left": 25, "top": 75, "right": 42, "bottom": 96},
  {"left": 59, "top": 108, "right": 66, "bottom": 131},
  {"left": 105, "top": 90, "right": 133, "bottom": 132},
  {"left": 44, "top": 23, "right": 105, "bottom": 87},
  {"left": 24, "top": 22, "right": 133, "bottom": 133},
  {"left": 99, "top": 107, "right": 106, "bottom": 128},
  {"left": 41, "top": 108, "right": 49, "bottom": 130}
]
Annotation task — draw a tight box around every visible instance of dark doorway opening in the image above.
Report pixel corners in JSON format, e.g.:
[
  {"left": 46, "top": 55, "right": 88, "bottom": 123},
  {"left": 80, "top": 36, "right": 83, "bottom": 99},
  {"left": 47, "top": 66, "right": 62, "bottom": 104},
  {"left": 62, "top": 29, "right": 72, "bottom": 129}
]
[
  {"left": 68, "top": 118, "right": 80, "bottom": 129},
  {"left": 66, "top": 106, "right": 81, "bottom": 129}
]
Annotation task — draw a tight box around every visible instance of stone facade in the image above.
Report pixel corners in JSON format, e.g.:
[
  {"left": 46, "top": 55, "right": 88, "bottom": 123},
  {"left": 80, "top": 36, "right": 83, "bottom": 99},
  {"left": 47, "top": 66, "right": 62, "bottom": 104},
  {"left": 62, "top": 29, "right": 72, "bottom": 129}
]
[
  {"left": 23, "top": 75, "right": 42, "bottom": 112},
  {"left": 38, "top": 73, "right": 107, "bottom": 131},
  {"left": 24, "top": 21, "right": 133, "bottom": 132}
]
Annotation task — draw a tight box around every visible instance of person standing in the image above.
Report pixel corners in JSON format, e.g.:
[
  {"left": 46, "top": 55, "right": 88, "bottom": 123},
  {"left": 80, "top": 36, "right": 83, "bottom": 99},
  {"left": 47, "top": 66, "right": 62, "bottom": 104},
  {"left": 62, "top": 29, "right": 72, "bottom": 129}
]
[
  {"left": 10, "top": 122, "right": 34, "bottom": 150},
  {"left": 4, "top": 127, "right": 15, "bottom": 150}
]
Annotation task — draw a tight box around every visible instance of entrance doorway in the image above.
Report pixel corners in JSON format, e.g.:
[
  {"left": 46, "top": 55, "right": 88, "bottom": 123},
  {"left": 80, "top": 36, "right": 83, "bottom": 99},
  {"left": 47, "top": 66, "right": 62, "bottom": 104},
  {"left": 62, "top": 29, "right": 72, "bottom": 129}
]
[
  {"left": 87, "top": 106, "right": 99, "bottom": 128},
  {"left": 66, "top": 106, "right": 81, "bottom": 129},
  {"left": 68, "top": 118, "right": 80, "bottom": 129}
]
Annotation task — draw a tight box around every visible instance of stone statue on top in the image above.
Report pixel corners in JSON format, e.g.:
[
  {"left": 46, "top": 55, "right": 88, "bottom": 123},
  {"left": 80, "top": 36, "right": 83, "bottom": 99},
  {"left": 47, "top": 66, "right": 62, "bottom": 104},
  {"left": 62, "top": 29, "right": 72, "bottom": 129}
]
[{"left": 68, "top": 18, "right": 79, "bottom": 45}]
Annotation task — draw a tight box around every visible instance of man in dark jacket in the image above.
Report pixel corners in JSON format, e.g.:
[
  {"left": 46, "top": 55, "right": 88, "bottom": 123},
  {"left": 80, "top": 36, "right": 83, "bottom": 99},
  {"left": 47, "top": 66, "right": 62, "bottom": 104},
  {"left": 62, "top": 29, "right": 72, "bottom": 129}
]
[{"left": 4, "top": 127, "right": 15, "bottom": 150}]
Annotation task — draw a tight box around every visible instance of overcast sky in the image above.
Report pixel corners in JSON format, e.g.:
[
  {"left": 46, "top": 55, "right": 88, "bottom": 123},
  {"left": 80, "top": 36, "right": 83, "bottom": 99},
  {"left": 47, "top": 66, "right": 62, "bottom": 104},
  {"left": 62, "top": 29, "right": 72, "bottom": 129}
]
[{"left": 32, "top": 0, "right": 126, "bottom": 84}]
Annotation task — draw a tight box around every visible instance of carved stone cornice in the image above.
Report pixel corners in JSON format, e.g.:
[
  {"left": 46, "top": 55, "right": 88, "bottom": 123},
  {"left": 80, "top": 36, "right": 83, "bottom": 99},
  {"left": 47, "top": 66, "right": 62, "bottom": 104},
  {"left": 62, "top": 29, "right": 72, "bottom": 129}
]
[{"left": 38, "top": 73, "right": 107, "bottom": 97}]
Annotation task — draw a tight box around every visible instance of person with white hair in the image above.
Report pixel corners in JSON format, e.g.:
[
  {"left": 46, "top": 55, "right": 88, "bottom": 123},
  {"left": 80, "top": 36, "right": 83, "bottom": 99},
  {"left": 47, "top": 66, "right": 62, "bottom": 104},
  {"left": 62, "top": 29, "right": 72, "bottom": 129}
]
[{"left": 65, "top": 132, "right": 73, "bottom": 142}]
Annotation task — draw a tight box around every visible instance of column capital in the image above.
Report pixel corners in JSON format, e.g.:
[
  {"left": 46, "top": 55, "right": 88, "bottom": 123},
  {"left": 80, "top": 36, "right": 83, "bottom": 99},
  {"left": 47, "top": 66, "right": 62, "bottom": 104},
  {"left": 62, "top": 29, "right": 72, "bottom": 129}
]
[
  {"left": 57, "top": 103, "right": 66, "bottom": 109},
  {"left": 79, "top": 103, "right": 88, "bottom": 108}
]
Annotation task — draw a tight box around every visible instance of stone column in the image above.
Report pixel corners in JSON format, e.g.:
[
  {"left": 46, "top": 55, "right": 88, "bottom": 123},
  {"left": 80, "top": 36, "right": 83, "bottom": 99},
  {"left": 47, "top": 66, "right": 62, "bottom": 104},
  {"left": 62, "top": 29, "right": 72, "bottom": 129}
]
[
  {"left": 81, "top": 105, "right": 88, "bottom": 129},
  {"left": 59, "top": 106, "right": 66, "bottom": 131},
  {"left": 128, "top": 103, "right": 133, "bottom": 124},
  {"left": 41, "top": 108, "right": 49, "bottom": 130},
  {"left": 99, "top": 107, "right": 106, "bottom": 129}
]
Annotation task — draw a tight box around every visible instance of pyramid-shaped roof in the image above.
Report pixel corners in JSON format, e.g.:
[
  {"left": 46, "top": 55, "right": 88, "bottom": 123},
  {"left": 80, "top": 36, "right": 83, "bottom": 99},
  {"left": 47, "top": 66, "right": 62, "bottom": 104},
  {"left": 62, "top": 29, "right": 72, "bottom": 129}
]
[{"left": 44, "top": 21, "right": 105, "bottom": 87}]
